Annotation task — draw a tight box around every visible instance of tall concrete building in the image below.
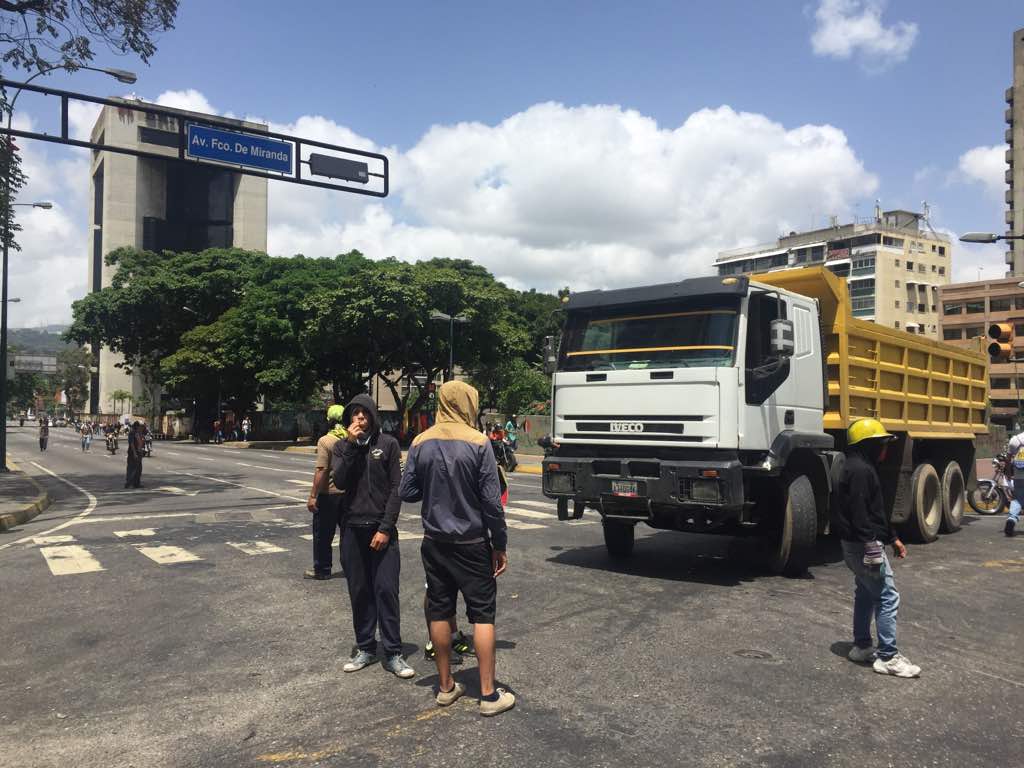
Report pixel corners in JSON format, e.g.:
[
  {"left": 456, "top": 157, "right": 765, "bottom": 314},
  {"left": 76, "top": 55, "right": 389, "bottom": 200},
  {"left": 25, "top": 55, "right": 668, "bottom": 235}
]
[
  {"left": 1007, "top": 27, "right": 1024, "bottom": 275},
  {"left": 86, "top": 100, "right": 268, "bottom": 417},
  {"left": 715, "top": 208, "right": 952, "bottom": 338}
]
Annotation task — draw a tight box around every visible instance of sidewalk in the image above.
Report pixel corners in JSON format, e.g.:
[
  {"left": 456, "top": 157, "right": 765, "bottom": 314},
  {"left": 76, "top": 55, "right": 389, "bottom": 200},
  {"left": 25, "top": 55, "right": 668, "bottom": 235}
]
[
  {"left": 0, "top": 460, "right": 50, "bottom": 532},
  {"left": 208, "top": 439, "right": 544, "bottom": 474}
]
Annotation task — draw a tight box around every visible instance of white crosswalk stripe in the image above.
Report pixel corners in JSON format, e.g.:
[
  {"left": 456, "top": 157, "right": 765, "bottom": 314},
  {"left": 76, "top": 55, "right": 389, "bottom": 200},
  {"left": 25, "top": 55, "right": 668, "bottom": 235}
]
[
  {"left": 227, "top": 541, "right": 288, "bottom": 555},
  {"left": 133, "top": 545, "right": 202, "bottom": 565},
  {"left": 114, "top": 529, "right": 157, "bottom": 538},
  {"left": 511, "top": 500, "right": 556, "bottom": 510},
  {"left": 505, "top": 519, "right": 547, "bottom": 530},
  {"left": 40, "top": 545, "right": 105, "bottom": 575},
  {"left": 504, "top": 506, "right": 552, "bottom": 520},
  {"left": 31, "top": 535, "right": 76, "bottom": 545}
]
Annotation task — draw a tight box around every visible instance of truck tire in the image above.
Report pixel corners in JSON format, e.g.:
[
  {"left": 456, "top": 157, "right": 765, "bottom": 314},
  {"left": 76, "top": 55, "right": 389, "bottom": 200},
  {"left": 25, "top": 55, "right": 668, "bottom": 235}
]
[
  {"left": 902, "top": 463, "right": 941, "bottom": 543},
  {"left": 939, "top": 461, "right": 965, "bottom": 533},
  {"left": 764, "top": 474, "right": 818, "bottom": 576},
  {"left": 602, "top": 519, "right": 635, "bottom": 558}
]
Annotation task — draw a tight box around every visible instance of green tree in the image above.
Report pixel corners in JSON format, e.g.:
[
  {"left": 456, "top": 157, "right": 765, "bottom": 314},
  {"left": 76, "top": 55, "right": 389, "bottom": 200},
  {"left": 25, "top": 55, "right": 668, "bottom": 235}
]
[
  {"left": 55, "top": 346, "right": 90, "bottom": 417},
  {"left": 108, "top": 388, "right": 130, "bottom": 415},
  {"left": 7, "top": 370, "right": 42, "bottom": 413}
]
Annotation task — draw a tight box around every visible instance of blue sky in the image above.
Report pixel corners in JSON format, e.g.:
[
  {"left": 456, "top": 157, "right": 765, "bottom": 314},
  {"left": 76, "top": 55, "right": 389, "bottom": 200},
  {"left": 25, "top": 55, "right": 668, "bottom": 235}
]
[{"left": 8, "top": 0, "right": 1023, "bottom": 325}]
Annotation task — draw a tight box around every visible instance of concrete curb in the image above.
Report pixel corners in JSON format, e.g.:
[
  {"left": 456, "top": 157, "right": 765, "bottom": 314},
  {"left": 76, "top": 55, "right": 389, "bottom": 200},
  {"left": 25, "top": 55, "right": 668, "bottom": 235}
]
[
  {"left": 0, "top": 460, "right": 51, "bottom": 532},
  {"left": 514, "top": 464, "right": 542, "bottom": 476}
]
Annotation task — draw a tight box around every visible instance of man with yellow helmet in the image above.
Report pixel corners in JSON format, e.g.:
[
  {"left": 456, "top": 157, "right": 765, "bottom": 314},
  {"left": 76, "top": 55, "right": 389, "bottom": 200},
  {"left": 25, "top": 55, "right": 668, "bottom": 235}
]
[
  {"left": 832, "top": 417, "right": 920, "bottom": 678},
  {"left": 305, "top": 404, "right": 348, "bottom": 580}
]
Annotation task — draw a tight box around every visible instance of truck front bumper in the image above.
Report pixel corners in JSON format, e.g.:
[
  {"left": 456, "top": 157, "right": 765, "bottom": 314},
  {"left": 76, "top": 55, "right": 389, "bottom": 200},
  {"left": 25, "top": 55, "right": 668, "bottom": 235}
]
[{"left": 542, "top": 455, "right": 746, "bottom": 525}]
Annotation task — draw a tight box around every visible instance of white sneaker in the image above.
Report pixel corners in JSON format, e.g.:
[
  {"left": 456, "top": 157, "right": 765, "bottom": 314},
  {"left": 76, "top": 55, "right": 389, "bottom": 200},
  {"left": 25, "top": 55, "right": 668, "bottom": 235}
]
[
  {"left": 873, "top": 653, "right": 921, "bottom": 678},
  {"left": 847, "top": 645, "right": 876, "bottom": 663}
]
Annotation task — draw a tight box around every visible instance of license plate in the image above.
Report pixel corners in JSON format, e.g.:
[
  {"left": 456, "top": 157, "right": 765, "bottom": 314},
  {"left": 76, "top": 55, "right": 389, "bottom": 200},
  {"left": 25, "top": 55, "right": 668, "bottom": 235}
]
[{"left": 611, "top": 480, "right": 638, "bottom": 497}]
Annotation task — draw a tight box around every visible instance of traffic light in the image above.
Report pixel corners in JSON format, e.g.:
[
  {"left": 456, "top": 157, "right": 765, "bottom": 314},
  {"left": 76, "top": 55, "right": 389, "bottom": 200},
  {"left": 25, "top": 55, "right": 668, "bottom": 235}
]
[{"left": 987, "top": 323, "right": 1013, "bottom": 362}]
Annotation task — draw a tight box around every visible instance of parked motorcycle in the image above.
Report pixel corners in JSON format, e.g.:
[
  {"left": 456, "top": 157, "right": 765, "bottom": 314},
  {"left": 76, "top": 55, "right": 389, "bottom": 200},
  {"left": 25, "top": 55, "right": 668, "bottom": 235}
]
[{"left": 968, "top": 453, "right": 1010, "bottom": 515}]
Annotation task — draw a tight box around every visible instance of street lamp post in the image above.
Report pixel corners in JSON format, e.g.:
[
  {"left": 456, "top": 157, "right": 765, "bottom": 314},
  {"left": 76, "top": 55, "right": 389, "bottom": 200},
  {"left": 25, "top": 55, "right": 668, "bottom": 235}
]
[
  {"left": 960, "top": 232, "right": 1024, "bottom": 244},
  {"left": 429, "top": 310, "right": 470, "bottom": 382},
  {"left": 1, "top": 66, "right": 135, "bottom": 472}
]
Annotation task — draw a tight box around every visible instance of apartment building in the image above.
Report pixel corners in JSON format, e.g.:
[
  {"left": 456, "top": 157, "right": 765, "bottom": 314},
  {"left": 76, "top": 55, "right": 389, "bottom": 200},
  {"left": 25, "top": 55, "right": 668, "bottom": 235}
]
[
  {"left": 716, "top": 209, "right": 951, "bottom": 338},
  {"left": 1005, "top": 27, "right": 1024, "bottom": 274}
]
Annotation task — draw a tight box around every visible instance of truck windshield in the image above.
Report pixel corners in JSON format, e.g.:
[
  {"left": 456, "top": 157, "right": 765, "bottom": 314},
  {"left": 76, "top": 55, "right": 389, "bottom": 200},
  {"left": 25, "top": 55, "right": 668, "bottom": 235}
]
[{"left": 559, "top": 298, "right": 739, "bottom": 371}]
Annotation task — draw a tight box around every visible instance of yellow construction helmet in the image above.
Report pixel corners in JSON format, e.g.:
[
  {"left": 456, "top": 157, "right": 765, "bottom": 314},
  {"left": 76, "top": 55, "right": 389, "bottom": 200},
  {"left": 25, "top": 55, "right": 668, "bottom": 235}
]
[{"left": 847, "top": 418, "right": 893, "bottom": 446}]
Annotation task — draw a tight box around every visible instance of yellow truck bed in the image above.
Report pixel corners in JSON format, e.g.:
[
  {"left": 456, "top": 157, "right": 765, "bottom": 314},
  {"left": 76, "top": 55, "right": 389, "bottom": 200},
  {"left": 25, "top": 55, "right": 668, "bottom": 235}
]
[{"left": 754, "top": 267, "right": 988, "bottom": 439}]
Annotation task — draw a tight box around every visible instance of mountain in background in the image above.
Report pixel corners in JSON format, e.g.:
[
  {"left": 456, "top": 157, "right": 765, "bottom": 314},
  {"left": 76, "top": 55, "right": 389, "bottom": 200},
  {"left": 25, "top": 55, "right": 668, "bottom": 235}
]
[{"left": 8, "top": 326, "right": 73, "bottom": 355}]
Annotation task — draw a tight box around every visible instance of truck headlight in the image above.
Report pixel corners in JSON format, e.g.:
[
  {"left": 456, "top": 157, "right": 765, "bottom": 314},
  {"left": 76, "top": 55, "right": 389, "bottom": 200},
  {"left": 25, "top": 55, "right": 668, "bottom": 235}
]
[
  {"left": 546, "top": 471, "right": 575, "bottom": 494},
  {"left": 687, "top": 478, "right": 721, "bottom": 504}
]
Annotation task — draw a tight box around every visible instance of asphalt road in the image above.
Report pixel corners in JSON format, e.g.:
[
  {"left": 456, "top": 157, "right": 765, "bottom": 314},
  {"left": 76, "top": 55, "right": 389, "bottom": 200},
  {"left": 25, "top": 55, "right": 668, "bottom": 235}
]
[{"left": 1, "top": 422, "right": 1022, "bottom": 768}]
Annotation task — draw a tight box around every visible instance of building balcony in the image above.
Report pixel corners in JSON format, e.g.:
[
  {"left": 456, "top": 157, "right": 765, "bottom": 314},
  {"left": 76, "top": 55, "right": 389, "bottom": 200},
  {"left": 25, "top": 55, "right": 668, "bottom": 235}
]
[
  {"left": 1008, "top": 108, "right": 1015, "bottom": 124},
  {"left": 1009, "top": 148, "right": 1016, "bottom": 163},
  {"left": 1008, "top": 210, "right": 1016, "bottom": 227},
  {"left": 1010, "top": 127, "right": 1016, "bottom": 145},
  {"left": 1009, "top": 188, "right": 1016, "bottom": 203},
  {"left": 1008, "top": 86, "right": 1016, "bottom": 104},
  {"left": 1008, "top": 168, "right": 1016, "bottom": 183}
]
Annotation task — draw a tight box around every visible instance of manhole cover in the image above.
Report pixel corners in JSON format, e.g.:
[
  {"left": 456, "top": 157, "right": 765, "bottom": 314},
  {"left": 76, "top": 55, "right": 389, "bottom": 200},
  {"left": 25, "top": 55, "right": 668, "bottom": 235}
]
[{"left": 733, "top": 649, "right": 773, "bottom": 660}]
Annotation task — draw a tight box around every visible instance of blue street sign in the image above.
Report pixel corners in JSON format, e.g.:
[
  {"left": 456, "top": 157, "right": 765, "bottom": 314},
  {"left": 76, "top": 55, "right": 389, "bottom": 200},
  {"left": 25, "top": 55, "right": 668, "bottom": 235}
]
[{"left": 185, "top": 123, "right": 293, "bottom": 173}]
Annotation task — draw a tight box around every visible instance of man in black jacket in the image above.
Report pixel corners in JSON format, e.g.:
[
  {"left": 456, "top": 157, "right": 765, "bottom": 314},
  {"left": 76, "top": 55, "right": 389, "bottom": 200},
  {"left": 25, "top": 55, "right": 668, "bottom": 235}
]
[
  {"left": 331, "top": 394, "right": 414, "bottom": 679},
  {"left": 833, "top": 418, "right": 920, "bottom": 678}
]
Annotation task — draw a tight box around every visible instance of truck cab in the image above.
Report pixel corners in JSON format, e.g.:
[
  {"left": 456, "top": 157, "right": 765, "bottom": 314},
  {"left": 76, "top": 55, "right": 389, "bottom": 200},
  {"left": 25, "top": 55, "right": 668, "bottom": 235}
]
[{"left": 543, "top": 274, "right": 834, "bottom": 573}]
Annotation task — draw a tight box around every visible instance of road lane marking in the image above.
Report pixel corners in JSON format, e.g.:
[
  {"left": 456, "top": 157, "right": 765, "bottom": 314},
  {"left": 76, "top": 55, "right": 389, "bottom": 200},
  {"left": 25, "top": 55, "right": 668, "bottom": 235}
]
[
  {"left": 567, "top": 519, "right": 598, "bottom": 526},
  {"left": 285, "top": 479, "right": 310, "bottom": 486},
  {"left": 31, "top": 535, "right": 76, "bottom": 545},
  {"left": 134, "top": 545, "right": 202, "bottom": 564},
  {"left": 297, "top": 533, "right": 341, "bottom": 545},
  {"left": 399, "top": 532, "right": 424, "bottom": 541},
  {"left": 0, "top": 461, "right": 99, "bottom": 552},
  {"left": 165, "top": 451, "right": 183, "bottom": 456},
  {"left": 75, "top": 513, "right": 196, "bottom": 525},
  {"left": 237, "top": 462, "right": 310, "bottom": 475},
  {"left": 512, "top": 500, "right": 556, "bottom": 510},
  {"left": 227, "top": 541, "right": 288, "bottom": 555},
  {"left": 40, "top": 545, "right": 105, "bottom": 575},
  {"left": 504, "top": 506, "right": 552, "bottom": 519},
  {"left": 114, "top": 529, "right": 157, "bottom": 538},
  {"left": 505, "top": 519, "right": 547, "bottom": 530},
  {"left": 170, "top": 471, "right": 305, "bottom": 503},
  {"left": 265, "top": 504, "right": 305, "bottom": 511}
]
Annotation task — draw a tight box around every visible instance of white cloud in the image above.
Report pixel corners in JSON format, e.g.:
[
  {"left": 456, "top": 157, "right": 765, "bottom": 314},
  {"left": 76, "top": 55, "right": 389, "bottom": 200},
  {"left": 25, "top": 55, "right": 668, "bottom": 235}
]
[
  {"left": 957, "top": 144, "right": 1008, "bottom": 200},
  {"left": 810, "top": 0, "right": 918, "bottom": 72},
  {"left": 154, "top": 88, "right": 219, "bottom": 116}
]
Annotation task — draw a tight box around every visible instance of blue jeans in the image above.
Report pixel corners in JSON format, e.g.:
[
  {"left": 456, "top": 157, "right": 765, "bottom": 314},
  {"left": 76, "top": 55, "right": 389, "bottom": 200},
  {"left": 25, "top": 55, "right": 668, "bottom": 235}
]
[
  {"left": 841, "top": 541, "right": 900, "bottom": 660},
  {"left": 1008, "top": 480, "right": 1024, "bottom": 524}
]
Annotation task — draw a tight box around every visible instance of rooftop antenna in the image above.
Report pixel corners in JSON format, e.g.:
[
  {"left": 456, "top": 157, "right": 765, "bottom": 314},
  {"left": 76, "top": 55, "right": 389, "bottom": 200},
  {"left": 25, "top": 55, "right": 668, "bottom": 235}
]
[{"left": 874, "top": 199, "right": 882, "bottom": 222}]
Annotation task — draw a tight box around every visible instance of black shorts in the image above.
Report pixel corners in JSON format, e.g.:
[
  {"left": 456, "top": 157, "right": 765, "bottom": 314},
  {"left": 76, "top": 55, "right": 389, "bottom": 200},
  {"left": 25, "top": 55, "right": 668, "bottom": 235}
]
[{"left": 421, "top": 538, "right": 496, "bottom": 625}]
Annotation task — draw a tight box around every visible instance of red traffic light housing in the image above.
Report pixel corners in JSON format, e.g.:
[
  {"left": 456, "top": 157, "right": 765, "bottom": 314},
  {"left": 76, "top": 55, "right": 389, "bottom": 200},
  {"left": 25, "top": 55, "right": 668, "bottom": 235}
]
[{"left": 987, "top": 322, "right": 1013, "bottom": 362}]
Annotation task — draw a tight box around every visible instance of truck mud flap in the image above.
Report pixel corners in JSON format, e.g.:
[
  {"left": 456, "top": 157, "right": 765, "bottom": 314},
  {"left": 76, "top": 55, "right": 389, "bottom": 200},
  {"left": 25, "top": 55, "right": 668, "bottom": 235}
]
[{"left": 556, "top": 498, "right": 586, "bottom": 521}]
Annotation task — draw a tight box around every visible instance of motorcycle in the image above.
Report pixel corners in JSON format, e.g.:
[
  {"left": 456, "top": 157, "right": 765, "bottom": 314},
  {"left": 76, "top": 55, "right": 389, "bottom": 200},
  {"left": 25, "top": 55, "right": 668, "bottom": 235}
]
[
  {"left": 968, "top": 453, "right": 1010, "bottom": 515},
  {"left": 105, "top": 433, "right": 119, "bottom": 455},
  {"left": 491, "top": 438, "right": 518, "bottom": 473}
]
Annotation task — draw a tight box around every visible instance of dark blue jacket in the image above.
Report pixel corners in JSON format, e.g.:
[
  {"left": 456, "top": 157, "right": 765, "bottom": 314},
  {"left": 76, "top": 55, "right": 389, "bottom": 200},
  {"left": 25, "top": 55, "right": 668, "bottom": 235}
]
[{"left": 399, "top": 381, "right": 507, "bottom": 551}]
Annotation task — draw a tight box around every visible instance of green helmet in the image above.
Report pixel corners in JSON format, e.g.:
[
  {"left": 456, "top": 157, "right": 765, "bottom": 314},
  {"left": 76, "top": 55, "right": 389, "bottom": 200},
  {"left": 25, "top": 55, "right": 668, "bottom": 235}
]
[{"left": 326, "top": 404, "right": 345, "bottom": 424}]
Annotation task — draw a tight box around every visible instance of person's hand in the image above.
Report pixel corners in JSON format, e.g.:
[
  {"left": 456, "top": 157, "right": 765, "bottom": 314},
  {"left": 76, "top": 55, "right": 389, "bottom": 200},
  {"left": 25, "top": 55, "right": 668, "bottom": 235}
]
[
  {"left": 892, "top": 539, "right": 907, "bottom": 559},
  {"left": 370, "top": 531, "right": 390, "bottom": 551},
  {"left": 492, "top": 550, "right": 508, "bottom": 577},
  {"left": 347, "top": 422, "right": 364, "bottom": 443},
  {"left": 307, "top": 495, "right": 318, "bottom": 513}
]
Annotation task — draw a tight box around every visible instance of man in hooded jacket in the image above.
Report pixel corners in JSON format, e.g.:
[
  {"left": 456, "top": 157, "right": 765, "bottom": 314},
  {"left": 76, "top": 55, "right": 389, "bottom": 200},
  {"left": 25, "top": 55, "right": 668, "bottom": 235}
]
[
  {"left": 400, "top": 381, "right": 514, "bottom": 717},
  {"left": 331, "top": 394, "right": 414, "bottom": 679}
]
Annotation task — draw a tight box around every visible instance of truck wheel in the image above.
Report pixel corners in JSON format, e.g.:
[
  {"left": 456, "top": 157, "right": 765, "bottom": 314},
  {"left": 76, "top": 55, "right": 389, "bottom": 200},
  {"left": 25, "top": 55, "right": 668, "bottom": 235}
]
[
  {"left": 602, "top": 519, "right": 635, "bottom": 558},
  {"left": 939, "top": 461, "right": 965, "bottom": 533},
  {"left": 764, "top": 474, "right": 818, "bottom": 576},
  {"left": 902, "top": 463, "right": 941, "bottom": 543}
]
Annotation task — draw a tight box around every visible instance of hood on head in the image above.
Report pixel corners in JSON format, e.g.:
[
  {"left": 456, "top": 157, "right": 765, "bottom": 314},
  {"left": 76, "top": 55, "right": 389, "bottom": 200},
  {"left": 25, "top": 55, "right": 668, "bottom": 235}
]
[
  {"left": 436, "top": 381, "right": 478, "bottom": 428},
  {"left": 342, "top": 393, "right": 380, "bottom": 435}
]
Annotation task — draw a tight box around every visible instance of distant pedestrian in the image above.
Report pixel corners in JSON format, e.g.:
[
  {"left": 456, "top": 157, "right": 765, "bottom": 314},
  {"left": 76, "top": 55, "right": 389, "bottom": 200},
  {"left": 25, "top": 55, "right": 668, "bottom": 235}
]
[
  {"left": 213, "top": 418, "right": 223, "bottom": 445},
  {"left": 400, "top": 381, "right": 514, "bottom": 716},
  {"left": 833, "top": 418, "right": 920, "bottom": 678},
  {"left": 241, "top": 416, "right": 252, "bottom": 442},
  {"left": 80, "top": 422, "right": 92, "bottom": 452},
  {"left": 38, "top": 420, "right": 49, "bottom": 452},
  {"left": 331, "top": 395, "right": 413, "bottom": 679},
  {"left": 305, "top": 405, "right": 347, "bottom": 581},
  {"left": 504, "top": 414, "right": 519, "bottom": 451},
  {"left": 125, "top": 421, "right": 145, "bottom": 488},
  {"left": 1001, "top": 429, "right": 1024, "bottom": 537}
]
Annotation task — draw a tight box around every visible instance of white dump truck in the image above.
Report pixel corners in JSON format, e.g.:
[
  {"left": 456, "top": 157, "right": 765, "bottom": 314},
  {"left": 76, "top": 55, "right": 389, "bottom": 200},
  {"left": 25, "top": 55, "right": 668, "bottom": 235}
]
[{"left": 541, "top": 267, "right": 989, "bottom": 574}]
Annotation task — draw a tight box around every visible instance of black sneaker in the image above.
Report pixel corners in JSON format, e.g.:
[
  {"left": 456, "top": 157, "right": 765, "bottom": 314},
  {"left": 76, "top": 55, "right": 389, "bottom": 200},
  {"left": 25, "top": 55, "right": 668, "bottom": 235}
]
[
  {"left": 1006, "top": 520, "right": 1016, "bottom": 537},
  {"left": 424, "top": 640, "right": 463, "bottom": 664},
  {"left": 303, "top": 569, "right": 331, "bottom": 580}
]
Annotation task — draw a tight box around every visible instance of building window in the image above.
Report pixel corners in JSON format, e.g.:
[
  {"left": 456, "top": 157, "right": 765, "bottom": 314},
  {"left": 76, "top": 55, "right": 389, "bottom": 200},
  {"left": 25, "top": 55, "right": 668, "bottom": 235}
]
[
  {"left": 965, "top": 300, "right": 985, "bottom": 314},
  {"left": 931, "top": 264, "right": 937, "bottom": 272},
  {"left": 1016, "top": 297, "right": 1024, "bottom": 311},
  {"left": 895, "top": 259, "right": 901, "bottom": 267},
  {"left": 894, "top": 321, "right": 900, "bottom": 329},
  {"left": 964, "top": 325, "right": 984, "bottom": 338},
  {"left": 828, "top": 263, "right": 850, "bottom": 278},
  {"left": 850, "top": 279, "right": 875, "bottom": 316},
  {"left": 895, "top": 280, "right": 900, "bottom": 288},
  {"left": 938, "top": 266, "right": 945, "bottom": 276},
  {"left": 991, "top": 297, "right": 1013, "bottom": 312},
  {"left": 938, "top": 246, "right": 946, "bottom": 256},
  {"left": 944, "top": 303, "right": 962, "bottom": 315},
  {"left": 1015, "top": 323, "right": 1024, "bottom": 336},
  {"left": 918, "top": 264, "right": 926, "bottom": 273},
  {"left": 906, "top": 261, "right": 914, "bottom": 271},
  {"left": 992, "top": 377, "right": 1012, "bottom": 390},
  {"left": 884, "top": 236, "right": 905, "bottom": 249},
  {"left": 810, "top": 245, "right": 824, "bottom": 261},
  {"left": 851, "top": 256, "right": 875, "bottom": 276},
  {"left": 895, "top": 300, "right": 901, "bottom": 308},
  {"left": 931, "top": 244, "right": 937, "bottom": 252},
  {"left": 931, "top": 305, "right": 936, "bottom": 312},
  {"left": 943, "top": 328, "right": 963, "bottom": 340}
]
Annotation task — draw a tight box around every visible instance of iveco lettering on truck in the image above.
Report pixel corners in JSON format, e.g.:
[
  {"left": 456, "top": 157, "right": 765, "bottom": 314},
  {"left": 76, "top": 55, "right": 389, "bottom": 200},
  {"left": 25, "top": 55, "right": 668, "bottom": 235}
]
[{"left": 541, "top": 267, "right": 988, "bottom": 575}]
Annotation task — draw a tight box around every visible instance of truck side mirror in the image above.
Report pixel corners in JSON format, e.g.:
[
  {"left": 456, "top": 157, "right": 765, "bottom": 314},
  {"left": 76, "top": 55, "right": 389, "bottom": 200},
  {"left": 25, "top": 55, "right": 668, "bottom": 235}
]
[
  {"left": 770, "top": 318, "right": 795, "bottom": 358},
  {"left": 543, "top": 335, "right": 557, "bottom": 374}
]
